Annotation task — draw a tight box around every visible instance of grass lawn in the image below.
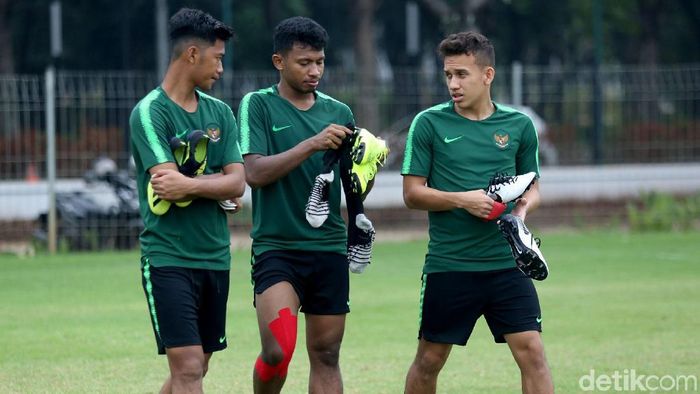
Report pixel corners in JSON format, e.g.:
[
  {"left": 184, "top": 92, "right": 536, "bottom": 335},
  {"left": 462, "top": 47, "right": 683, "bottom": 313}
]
[{"left": 1, "top": 230, "right": 699, "bottom": 393}]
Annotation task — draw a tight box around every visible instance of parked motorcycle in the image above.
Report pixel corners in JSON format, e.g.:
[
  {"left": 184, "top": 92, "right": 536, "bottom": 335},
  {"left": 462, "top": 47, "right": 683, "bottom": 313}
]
[{"left": 34, "top": 157, "right": 142, "bottom": 251}]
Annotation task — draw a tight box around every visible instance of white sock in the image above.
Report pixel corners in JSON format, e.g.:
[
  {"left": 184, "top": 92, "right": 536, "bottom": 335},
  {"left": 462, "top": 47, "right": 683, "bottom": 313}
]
[{"left": 305, "top": 171, "right": 334, "bottom": 228}]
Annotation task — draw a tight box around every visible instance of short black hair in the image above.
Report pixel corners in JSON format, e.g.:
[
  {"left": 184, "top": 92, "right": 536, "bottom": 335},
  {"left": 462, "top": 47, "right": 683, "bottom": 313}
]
[
  {"left": 437, "top": 31, "right": 495, "bottom": 67},
  {"left": 273, "top": 16, "right": 328, "bottom": 54},
  {"left": 169, "top": 8, "right": 234, "bottom": 55}
]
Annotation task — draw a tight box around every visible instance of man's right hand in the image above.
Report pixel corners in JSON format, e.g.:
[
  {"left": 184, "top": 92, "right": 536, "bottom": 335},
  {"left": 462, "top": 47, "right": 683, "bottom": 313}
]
[
  {"left": 308, "top": 124, "right": 353, "bottom": 151},
  {"left": 458, "top": 190, "right": 498, "bottom": 219}
]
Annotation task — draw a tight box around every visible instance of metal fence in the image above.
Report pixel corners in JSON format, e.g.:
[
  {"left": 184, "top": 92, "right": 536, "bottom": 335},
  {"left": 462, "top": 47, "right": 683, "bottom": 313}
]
[
  {"left": 1, "top": 64, "right": 699, "bottom": 248},
  {"left": 3, "top": 64, "right": 700, "bottom": 179}
]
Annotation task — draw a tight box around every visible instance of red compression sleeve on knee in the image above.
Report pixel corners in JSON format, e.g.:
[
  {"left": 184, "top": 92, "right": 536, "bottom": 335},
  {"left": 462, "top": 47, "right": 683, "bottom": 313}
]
[
  {"left": 485, "top": 201, "right": 506, "bottom": 221},
  {"left": 255, "top": 356, "right": 277, "bottom": 382},
  {"left": 254, "top": 307, "right": 298, "bottom": 381}
]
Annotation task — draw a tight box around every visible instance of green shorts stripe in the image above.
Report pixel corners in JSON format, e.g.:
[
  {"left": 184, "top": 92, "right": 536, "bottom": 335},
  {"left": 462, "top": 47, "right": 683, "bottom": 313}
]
[
  {"left": 142, "top": 258, "right": 161, "bottom": 339},
  {"left": 418, "top": 273, "right": 427, "bottom": 330}
]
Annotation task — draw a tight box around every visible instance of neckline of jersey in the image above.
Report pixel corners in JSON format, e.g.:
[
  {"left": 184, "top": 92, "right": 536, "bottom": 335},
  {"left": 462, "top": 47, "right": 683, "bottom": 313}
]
[{"left": 272, "top": 84, "right": 319, "bottom": 113}]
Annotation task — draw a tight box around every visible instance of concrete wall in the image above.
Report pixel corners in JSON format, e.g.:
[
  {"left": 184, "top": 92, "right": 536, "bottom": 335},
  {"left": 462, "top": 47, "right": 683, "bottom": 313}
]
[{"left": 2, "top": 163, "right": 700, "bottom": 221}]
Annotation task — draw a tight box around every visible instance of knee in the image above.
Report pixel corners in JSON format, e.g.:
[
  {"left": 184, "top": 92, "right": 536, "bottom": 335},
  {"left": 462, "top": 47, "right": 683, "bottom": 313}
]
[
  {"left": 172, "top": 357, "right": 205, "bottom": 382},
  {"left": 260, "top": 346, "right": 287, "bottom": 366},
  {"left": 515, "top": 339, "right": 548, "bottom": 371},
  {"left": 309, "top": 345, "right": 341, "bottom": 368},
  {"left": 256, "top": 341, "right": 297, "bottom": 381},
  {"left": 414, "top": 350, "right": 448, "bottom": 376}
]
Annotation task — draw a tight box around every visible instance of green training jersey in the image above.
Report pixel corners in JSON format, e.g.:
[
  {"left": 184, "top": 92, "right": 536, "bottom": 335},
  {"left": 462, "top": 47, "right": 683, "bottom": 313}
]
[
  {"left": 402, "top": 102, "right": 540, "bottom": 273},
  {"left": 238, "top": 85, "right": 355, "bottom": 256},
  {"left": 129, "top": 87, "right": 243, "bottom": 270}
]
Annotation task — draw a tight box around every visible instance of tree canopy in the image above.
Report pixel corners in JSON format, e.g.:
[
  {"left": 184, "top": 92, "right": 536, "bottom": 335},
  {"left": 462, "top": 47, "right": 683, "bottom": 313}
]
[{"left": 2, "top": 0, "right": 698, "bottom": 74}]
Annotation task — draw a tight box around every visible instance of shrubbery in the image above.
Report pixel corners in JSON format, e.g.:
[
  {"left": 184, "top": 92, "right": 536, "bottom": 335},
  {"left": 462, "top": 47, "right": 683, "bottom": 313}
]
[{"left": 627, "top": 192, "right": 700, "bottom": 231}]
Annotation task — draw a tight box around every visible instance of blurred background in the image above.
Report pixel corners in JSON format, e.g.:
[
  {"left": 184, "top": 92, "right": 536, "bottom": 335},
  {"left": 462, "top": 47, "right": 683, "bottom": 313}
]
[{"left": 1, "top": 0, "right": 699, "bottom": 253}]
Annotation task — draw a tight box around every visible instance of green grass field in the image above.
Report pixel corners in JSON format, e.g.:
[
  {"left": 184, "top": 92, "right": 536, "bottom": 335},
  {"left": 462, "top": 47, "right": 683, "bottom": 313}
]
[{"left": 1, "top": 230, "right": 699, "bottom": 393}]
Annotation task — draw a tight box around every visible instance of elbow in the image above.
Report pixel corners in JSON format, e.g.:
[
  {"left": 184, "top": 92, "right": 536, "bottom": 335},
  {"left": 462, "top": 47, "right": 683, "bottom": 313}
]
[
  {"left": 403, "top": 189, "right": 418, "bottom": 210},
  {"left": 245, "top": 173, "right": 265, "bottom": 190},
  {"left": 232, "top": 180, "right": 246, "bottom": 198}
]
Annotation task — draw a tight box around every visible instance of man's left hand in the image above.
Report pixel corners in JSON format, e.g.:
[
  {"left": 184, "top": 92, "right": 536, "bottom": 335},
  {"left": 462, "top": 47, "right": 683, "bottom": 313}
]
[{"left": 150, "top": 169, "right": 194, "bottom": 201}]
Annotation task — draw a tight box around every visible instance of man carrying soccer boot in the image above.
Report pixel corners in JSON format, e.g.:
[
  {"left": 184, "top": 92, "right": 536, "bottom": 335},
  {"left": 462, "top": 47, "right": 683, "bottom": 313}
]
[
  {"left": 304, "top": 125, "right": 388, "bottom": 273},
  {"left": 401, "top": 31, "right": 553, "bottom": 393},
  {"left": 130, "top": 8, "right": 245, "bottom": 394},
  {"left": 238, "top": 17, "right": 381, "bottom": 393}
]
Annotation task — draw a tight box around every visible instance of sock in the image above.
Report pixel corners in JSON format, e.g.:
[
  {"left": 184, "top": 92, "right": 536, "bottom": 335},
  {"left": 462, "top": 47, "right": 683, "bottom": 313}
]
[
  {"left": 305, "top": 125, "right": 358, "bottom": 228},
  {"left": 347, "top": 213, "right": 375, "bottom": 273},
  {"left": 305, "top": 170, "right": 334, "bottom": 228},
  {"left": 339, "top": 135, "right": 375, "bottom": 273}
]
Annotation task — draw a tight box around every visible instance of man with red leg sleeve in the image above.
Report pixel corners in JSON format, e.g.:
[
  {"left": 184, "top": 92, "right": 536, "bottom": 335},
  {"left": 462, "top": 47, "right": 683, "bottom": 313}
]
[{"left": 238, "top": 17, "right": 357, "bottom": 393}]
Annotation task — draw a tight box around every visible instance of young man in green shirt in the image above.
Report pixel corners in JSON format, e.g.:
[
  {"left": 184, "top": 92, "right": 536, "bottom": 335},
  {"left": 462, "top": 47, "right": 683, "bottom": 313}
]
[
  {"left": 129, "top": 8, "right": 245, "bottom": 393},
  {"left": 238, "top": 16, "right": 356, "bottom": 393},
  {"left": 401, "top": 32, "right": 554, "bottom": 393}
]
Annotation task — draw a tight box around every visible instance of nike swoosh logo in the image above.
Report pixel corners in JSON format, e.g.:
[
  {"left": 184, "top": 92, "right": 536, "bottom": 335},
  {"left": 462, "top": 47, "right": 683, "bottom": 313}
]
[
  {"left": 272, "top": 124, "right": 292, "bottom": 132},
  {"left": 176, "top": 128, "right": 189, "bottom": 139},
  {"left": 219, "top": 336, "right": 226, "bottom": 343},
  {"left": 536, "top": 317, "right": 542, "bottom": 323},
  {"left": 444, "top": 135, "right": 464, "bottom": 144}
]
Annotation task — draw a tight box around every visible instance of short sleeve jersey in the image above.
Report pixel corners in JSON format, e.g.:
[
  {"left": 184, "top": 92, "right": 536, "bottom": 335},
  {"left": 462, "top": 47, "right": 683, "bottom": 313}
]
[
  {"left": 401, "top": 102, "right": 540, "bottom": 273},
  {"left": 129, "top": 87, "right": 243, "bottom": 270},
  {"left": 238, "top": 85, "right": 355, "bottom": 256}
]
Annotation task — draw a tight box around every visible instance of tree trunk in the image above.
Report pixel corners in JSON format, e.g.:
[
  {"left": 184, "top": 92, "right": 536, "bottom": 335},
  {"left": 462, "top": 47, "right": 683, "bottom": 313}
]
[
  {"left": 0, "top": 0, "right": 14, "bottom": 73},
  {"left": 353, "top": 0, "right": 379, "bottom": 131}
]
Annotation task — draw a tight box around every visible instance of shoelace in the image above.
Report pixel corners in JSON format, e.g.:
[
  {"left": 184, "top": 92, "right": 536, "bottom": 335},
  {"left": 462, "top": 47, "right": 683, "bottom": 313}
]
[
  {"left": 356, "top": 149, "right": 386, "bottom": 181},
  {"left": 487, "top": 173, "right": 517, "bottom": 193}
]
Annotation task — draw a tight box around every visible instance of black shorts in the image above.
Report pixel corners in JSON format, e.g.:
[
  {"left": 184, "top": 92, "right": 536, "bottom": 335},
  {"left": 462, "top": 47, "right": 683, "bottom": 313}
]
[
  {"left": 141, "top": 258, "right": 229, "bottom": 355},
  {"left": 251, "top": 250, "right": 350, "bottom": 315},
  {"left": 419, "top": 268, "right": 542, "bottom": 345}
]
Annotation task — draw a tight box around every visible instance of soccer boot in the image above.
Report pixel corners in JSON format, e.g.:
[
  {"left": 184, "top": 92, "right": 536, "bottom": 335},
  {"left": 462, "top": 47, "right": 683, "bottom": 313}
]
[
  {"left": 176, "top": 130, "right": 210, "bottom": 208},
  {"left": 170, "top": 136, "right": 187, "bottom": 167},
  {"left": 305, "top": 171, "right": 334, "bottom": 228},
  {"left": 178, "top": 130, "right": 210, "bottom": 177},
  {"left": 347, "top": 213, "right": 375, "bottom": 274},
  {"left": 497, "top": 214, "right": 549, "bottom": 280},
  {"left": 218, "top": 199, "right": 238, "bottom": 213},
  {"left": 486, "top": 172, "right": 536, "bottom": 203},
  {"left": 147, "top": 180, "right": 171, "bottom": 215},
  {"left": 349, "top": 128, "right": 389, "bottom": 196}
]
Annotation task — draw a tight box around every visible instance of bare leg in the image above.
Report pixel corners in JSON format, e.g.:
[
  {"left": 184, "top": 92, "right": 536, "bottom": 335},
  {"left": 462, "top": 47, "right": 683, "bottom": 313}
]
[
  {"left": 160, "top": 346, "right": 210, "bottom": 394},
  {"left": 253, "top": 282, "right": 300, "bottom": 394},
  {"left": 404, "top": 339, "right": 452, "bottom": 394},
  {"left": 305, "top": 313, "right": 346, "bottom": 394},
  {"left": 505, "top": 331, "right": 554, "bottom": 394}
]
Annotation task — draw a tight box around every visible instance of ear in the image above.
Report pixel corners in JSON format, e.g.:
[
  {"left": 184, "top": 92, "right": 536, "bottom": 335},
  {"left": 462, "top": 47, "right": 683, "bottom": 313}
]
[
  {"left": 185, "top": 45, "right": 200, "bottom": 64},
  {"left": 483, "top": 66, "right": 495, "bottom": 85},
  {"left": 272, "top": 53, "right": 284, "bottom": 71}
]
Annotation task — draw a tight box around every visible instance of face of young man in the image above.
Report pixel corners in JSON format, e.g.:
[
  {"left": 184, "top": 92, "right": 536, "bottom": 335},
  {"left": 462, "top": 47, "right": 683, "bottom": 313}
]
[
  {"left": 193, "top": 39, "right": 225, "bottom": 91},
  {"left": 275, "top": 43, "right": 325, "bottom": 94},
  {"left": 443, "top": 53, "right": 494, "bottom": 114}
]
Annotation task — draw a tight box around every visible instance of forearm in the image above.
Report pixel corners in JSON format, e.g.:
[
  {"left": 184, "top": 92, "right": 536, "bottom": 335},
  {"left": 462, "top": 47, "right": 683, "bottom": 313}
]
[
  {"left": 245, "top": 141, "right": 317, "bottom": 188},
  {"left": 187, "top": 176, "right": 241, "bottom": 200},
  {"left": 522, "top": 187, "right": 540, "bottom": 213},
  {"left": 189, "top": 164, "right": 246, "bottom": 200},
  {"left": 404, "top": 184, "right": 467, "bottom": 212},
  {"left": 512, "top": 181, "right": 541, "bottom": 219}
]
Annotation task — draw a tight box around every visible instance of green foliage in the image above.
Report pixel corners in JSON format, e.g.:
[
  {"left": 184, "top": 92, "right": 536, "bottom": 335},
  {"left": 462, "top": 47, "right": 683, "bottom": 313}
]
[
  {"left": 627, "top": 192, "right": 700, "bottom": 232},
  {"left": 4, "top": 0, "right": 700, "bottom": 73}
]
